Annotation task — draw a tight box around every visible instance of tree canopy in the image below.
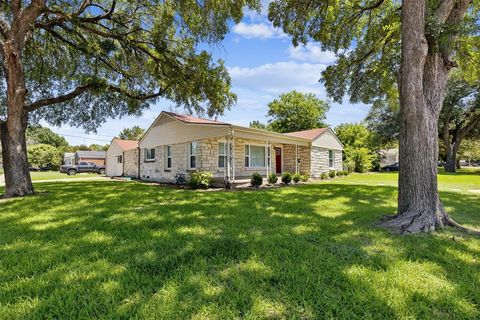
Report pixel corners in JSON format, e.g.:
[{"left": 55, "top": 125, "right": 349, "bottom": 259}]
[
  {"left": 26, "top": 125, "right": 68, "bottom": 148},
  {"left": 118, "top": 125, "right": 145, "bottom": 141},
  {"left": 335, "top": 123, "right": 375, "bottom": 173},
  {"left": 266, "top": 91, "right": 329, "bottom": 133}
]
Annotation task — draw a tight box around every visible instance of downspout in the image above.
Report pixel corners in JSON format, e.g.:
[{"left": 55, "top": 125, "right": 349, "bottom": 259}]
[
  {"left": 137, "top": 147, "right": 141, "bottom": 179},
  {"left": 231, "top": 127, "right": 235, "bottom": 183}
]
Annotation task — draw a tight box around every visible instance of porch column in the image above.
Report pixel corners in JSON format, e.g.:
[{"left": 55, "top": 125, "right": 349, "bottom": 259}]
[
  {"left": 295, "top": 144, "right": 299, "bottom": 174},
  {"left": 231, "top": 129, "right": 235, "bottom": 182}
]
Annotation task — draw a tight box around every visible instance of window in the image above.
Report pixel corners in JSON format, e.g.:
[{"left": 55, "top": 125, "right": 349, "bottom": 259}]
[
  {"left": 117, "top": 155, "right": 123, "bottom": 164},
  {"left": 245, "top": 145, "right": 266, "bottom": 168},
  {"left": 218, "top": 142, "right": 227, "bottom": 168},
  {"left": 145, "top": 148, "right": 155, "bottom": 161},
  {"left": 165, "top": 146, "right": 172, "bottom": 169},
  {"left": 329, "top": 150, "right": 334, "bottom": 167},
  {"left": 188, "top": 142, "right": 198, "bottom": 169}
]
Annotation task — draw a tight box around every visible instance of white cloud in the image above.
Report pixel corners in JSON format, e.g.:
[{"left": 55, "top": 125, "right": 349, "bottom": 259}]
[
  {"left": 232, "top": 22, "right": 286, "bottom": 39},
  {"left": 288, "top": 43, "right": 337, "bottom": 64}
]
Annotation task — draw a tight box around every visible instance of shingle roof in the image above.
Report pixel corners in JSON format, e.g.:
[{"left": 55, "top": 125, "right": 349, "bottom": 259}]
[
  {"left": 164, "top": 111, "right": 229, "bottom": 125},
  {"left": 76, "top": 150, "right": 106, "bottom": 158},
  {"left": 284, "top": 128, "right": 328, "bottom": 140},
  {"left": 114, "top": 139, "right": 138, "bottom": 151}
]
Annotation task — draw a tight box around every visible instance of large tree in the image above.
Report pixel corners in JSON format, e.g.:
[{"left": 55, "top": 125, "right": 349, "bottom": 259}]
[
  {"left": 267, "top": 90, "right": 330, "bottom": 133},
  {"left": 26, "top": 125, "right": 68, "bottom": 148},
  {"left": 269, "top": 0, "right": 479, "bottom": 234},
  {"left": 118, "top": 125, "right": 145, "bottom": 141},
  {"left": 0, "top": 0, "right": 258, "bottom": 197}
]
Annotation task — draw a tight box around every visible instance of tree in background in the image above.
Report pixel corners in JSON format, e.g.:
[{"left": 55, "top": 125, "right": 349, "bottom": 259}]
[
  {"left": 458, "top": 139, "right": 480, "bottom": 165},
  {"left": 87, "top": 144, "right": 109, "bottom": 151},
  {"left": 27, "top": 144, "right": 62, "bottom": 168},
  {"left": 439, "top": 77, "right": 480, "bottom": 172},
  {"left": 269, "top": 0, "right": 479, "bottom": 234},
  {"left": 26, "top": 125, "right": 68, "bottom": 148},
  {"left": 249, "top": 120, "right": 269, "bottom": 131},
  {"left": 0, "top": 0, "right": 258, "bottom": 197},
  {"left": 335, "top": 123, "right": 375, "bottom": 173},
  {"left": 118, "top": 126, "right": 145, "bottom": 141},
  {"left": 266, "top": 91, "right": 329, "bottom": 133}
]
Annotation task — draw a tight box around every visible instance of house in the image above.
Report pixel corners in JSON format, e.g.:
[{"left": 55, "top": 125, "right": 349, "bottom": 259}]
[
  {"left": 379, "top": 148, "right": 399, "bottom": 167},
  {"left": 75, "top": 150, "right": 106, "bottom": 165},
  {"left": 135, "top": 111, "right": 343, "bottom": 184},
  {"left": 63, "top": 152, "right": 75, "bottom": 165},
  {"left": 106, "top": 139, "right": 139, "bottom": 177}
]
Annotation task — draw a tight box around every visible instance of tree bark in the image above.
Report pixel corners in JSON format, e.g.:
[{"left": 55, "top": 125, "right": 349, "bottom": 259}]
[
  {"left": 1, "top": 39, "right": 34, "bottom": 197},
  {"left": 444, "top": 143, "right": 458, "bottom": 173},
  {"left": 381, "top": 0, "right": 449, "bottom": 233}
]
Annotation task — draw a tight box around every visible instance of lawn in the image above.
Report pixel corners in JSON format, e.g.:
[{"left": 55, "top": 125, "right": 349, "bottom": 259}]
[
  {"left": 29, "top": 171, "right": 104, "bottom": 181},
  {"left": 0, "top": 173, "right": 479, "bottom": 319}
]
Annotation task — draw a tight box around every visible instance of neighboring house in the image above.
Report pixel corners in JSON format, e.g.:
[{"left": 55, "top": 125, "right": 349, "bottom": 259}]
[
  {"left": 75, "top": 150, "right": 106, "bottom": 165},
  {"left": 63, "top": 152, "right": 75, "bottom": 165},
  {"left": 106, "top": 139, "right": 139, "bottom": 177},
  {"left": 134, "top": 111, "right": 343, "bottom": 184}
]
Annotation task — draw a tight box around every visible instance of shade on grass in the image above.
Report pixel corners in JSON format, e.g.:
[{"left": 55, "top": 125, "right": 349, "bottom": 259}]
[{"left": 0, "top": 174, "right": 479, "bottom": 319}]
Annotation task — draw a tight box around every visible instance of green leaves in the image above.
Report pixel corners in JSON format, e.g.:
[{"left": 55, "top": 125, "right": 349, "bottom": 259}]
[{"left": 266, "top": 90, "right": 330, "bottom": 133}]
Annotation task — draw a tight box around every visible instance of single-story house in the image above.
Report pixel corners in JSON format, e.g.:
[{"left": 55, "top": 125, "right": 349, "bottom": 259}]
[
  {"left": 75, "top": 150, "right": 106, "bottom": 165},
  {"left": 133, "top": 111, "right": 343, "bottom": 184},
  {"left": 106, "top": 139, "right": 139, "bottom": 177},
  {"left": 63, "top": 152, "right": 75, "bottom": 165}
]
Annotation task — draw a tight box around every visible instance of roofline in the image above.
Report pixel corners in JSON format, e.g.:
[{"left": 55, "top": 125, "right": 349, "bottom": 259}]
[
  {"left": 312, "top": 127, "right": 344, "bottom": 148},
  {"left": 231, "top": 125, "right": 310, "bottom": 143},
  {"left": 163, "top": 111, "right": 230, "bottom": 126}
]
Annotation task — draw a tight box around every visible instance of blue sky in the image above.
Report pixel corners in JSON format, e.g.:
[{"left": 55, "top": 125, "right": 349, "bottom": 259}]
[{"left": 45, "top": 5, "right": 370, "bottom": 146}]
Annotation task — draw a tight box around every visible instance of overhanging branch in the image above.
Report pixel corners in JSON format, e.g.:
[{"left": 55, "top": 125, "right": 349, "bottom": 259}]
[{"left": 26, "top": 83, "right": 94, "bottom": 112}]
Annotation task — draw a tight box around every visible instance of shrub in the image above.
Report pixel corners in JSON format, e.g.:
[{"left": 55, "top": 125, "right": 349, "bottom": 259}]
[
  {"left": 329, "top": 170, "right": 336, "bottom": 178},
  {"left": 189, "top": 171, "right": 213, "bottom": 189},
  {"left": 281, "top": 172, "right": 292, "bottom": 185},
  {"left": 250, "top": 172, "right": 263, "bottom": 187},
  {"left": 336, "top": 171, "right": 344, "bottom": 177},
  {"left": 300, "top": 174, "right": 309, "bottom": 182},
  {"left": 292, "top": 173, "right": 301, "bottom": 184},
  {"left": 268, "top": 173, "right": 278, "bottom": 185},
  {"left": 343, "top": 170, "right": 350, "bottom": 176},
  {"left": 320, "top": 172, "right": 328, "bottom": 180}
]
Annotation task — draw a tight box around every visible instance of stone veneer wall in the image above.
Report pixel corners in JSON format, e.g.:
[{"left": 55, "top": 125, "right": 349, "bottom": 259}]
[
  {"left": 310, "top": 147, "right": 343, "bottom": 178},
  {"left": 123, "top": 148, "right": 139, "bottom": 177}
]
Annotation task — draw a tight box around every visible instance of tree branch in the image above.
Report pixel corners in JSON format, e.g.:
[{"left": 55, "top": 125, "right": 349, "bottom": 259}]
[{"left": 26, "top": 83, "right": 94, "bottom": 112}]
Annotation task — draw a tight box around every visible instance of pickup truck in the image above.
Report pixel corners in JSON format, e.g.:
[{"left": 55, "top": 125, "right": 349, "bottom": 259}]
[{"left": 59, "top": 162, "right": 106, "bottom": 175}]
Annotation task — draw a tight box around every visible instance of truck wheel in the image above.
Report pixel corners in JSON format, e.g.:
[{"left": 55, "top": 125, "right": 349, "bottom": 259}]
[
  {"left": 98, "top": 169, "right": 106, "bottom": 175},
  {"left": 67, "top": 169, "right": 77, "bottom": 176}
]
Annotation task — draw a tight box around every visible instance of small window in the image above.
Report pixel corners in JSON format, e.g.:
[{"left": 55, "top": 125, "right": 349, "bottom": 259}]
[
  {"left": 245, "top": 145, "right": 266, "bottom": 168},
  {"left": 188, "top": 142, "right": 198, "bottom": 169},
  {"left": 329, "top": 150, "right": 334, "bottom": 167},
  {"left": 145, "top": 148, "right": 155, "bottom": 161},
  {"left": 165, "top": 146, "right": 172, "bottom": 169},
  {"left": 117, "top": 155, "right": 123, "bottom": 164},
  {"left": 218, "top": 142, "right": 227, "bottom": 168}
]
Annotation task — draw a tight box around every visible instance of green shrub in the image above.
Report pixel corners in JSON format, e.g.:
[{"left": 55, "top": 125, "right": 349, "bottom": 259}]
[
  {"left": 268, "top": 173, "right": 278, "bottom": 185},
  {"left": 281, "top": 172, "right": 292, "bottom": 185},
  {"left": 250, "top": 172, "right": 263, "bottom": 187},
  {"left": 300, "top": 174, "right": 309, "bottom": 182},
  {"left": 292, "top": 173, "right": 301, "bottom": 184},
  {"left": 320, "top": 172, "right": 328, "bottom": 180},
  {"left": 343, "top": 170, "right": 350, "bottom": 176},
  {"left": 329, "top": 170, "right": 336, "bottom": 178},
  {"left": 189, "top": 171, "right": 213, "bottom": 189},
  {"left": 337, "top": 171, "right": 344, "bottom": 177}
]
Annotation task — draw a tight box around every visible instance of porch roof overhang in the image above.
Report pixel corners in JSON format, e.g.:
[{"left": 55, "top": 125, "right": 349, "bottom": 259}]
[{"left": 231, "top": 125, "right": 310, "bottom": 146}]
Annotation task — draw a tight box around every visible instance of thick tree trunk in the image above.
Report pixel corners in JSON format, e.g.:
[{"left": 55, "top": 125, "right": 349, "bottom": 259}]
[
  {"left": 444, "top": 144, "right": 457, "bottom": 173},
  {"left": 381, "top": 0, "right": 449, "bottom": 233},
  {"left": 1, "top": 39, "right": 34, "bottom": 197}
]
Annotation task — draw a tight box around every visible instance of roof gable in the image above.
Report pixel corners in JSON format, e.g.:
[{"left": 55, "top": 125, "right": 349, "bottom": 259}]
[
  {"left": 284, "top": 128, "right": 328, "bottom": 140},
  {"left": 114, "top": 139, "right": 138, "bottom": 151}
]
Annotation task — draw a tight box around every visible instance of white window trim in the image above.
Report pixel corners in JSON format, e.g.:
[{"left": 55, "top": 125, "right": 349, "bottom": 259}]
[
  {"left": 328, "top": 150, "right": 335, "bottom": 168},
  {"left": 218, "top": 141, "right": 227, "bottom": 169},
  {"left": 144, "top": 148, "right": 155, "bottom": 162},
  {"left": 245, "top": 143, "right": 269, "bottom": 169},
  {"left": 165, "top": 145, "right": 172, "bottom": 170},
  {"left": 187, "top": 141, "right": 198, "bottom": 169}
]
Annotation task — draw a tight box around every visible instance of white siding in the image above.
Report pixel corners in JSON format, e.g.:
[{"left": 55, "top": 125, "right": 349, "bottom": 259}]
[
  {"left": 106, "top": 141, "right": 124, "bottom": 176},
  {"left": 140, "top": 120, "right": 230, "bottom": 149},
  {"left": 312, "top": 129, "right": 343, "bottom": 150}
]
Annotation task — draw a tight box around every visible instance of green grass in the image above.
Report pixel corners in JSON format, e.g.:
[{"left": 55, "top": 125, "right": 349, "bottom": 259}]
[
  {"left": 29, "top": 171, "right": 104, "bottom": 181},
  {"left": 0, "top": 173, "right": 479, "bottom": 319}
]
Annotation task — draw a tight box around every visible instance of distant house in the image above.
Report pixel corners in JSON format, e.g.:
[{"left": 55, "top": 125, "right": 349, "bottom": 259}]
[
  {"left": 74, "top": 150, "right": 106, "bottom": 165},
  {"left": 106, "top": 139, "right": 139, "bottom": 177},
  {"left": 63, "top": 152, "right": 75, "bottom": 165},
  {"left": 124, "top": 111, "right": 343, "bottom": 183}
]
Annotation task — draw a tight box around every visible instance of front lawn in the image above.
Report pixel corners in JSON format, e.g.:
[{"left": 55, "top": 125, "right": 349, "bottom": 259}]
[
  {"left": 0, "top": 174, "right": 479, "bottom": 319},
  {"left": 29, "top": 171, "right": 104, "bottom": 181}
]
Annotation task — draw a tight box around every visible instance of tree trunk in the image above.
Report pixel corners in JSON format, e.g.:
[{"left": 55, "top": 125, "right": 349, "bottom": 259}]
[
  {"left": 444, "top": 144, "right": 457, "bottom": 173},
  {"left": 381, "top": 0, "right": 449, "bottom": 234},
  {"left": 1, "top": 40, "right": 34, "bottom": 197}
]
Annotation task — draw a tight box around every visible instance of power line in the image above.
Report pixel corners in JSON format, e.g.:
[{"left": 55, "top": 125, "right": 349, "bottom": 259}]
[{"left": 51, "top": 131, "right": 112, "bottom": 143}]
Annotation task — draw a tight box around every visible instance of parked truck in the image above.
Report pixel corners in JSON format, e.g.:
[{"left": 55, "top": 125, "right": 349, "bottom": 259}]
[{"left": 59, "top": 162, "right": 106, "bottom": 175}]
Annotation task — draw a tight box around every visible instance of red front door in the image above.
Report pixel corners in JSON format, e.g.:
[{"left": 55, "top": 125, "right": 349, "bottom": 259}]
[{"left": 275, "top": 147, "right": 282, "bottom": 174}]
